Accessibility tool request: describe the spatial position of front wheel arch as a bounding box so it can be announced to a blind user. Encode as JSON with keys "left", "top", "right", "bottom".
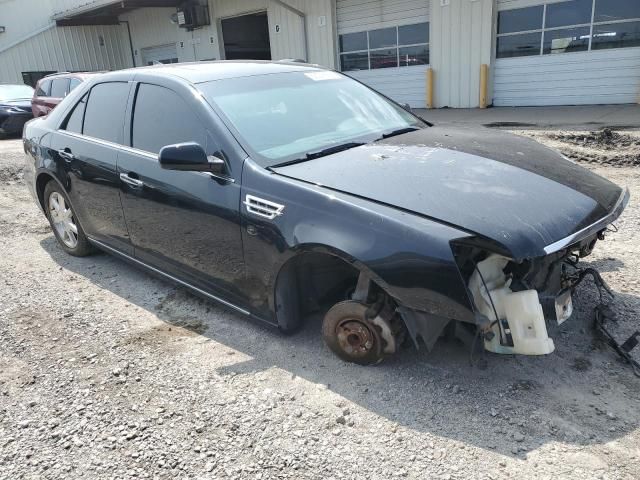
{"left": 272, "top": 247, "right": 396, "bottom": 333}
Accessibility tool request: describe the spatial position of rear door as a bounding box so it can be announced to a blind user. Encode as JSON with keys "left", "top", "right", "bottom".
{"left": 117, "top": 81, "right": 246, "bottom": 305}
{"left": 49, "top": 81, "right": 133, "bottom": 254}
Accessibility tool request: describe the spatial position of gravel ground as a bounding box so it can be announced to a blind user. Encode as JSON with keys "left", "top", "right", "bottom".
{"left": 1, "top": 132, "right": 639, "bottom": 480}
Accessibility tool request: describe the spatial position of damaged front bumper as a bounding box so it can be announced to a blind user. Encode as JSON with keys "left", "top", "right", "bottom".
{"left": 463, "top": 189, "right": 630, "bottom": 357}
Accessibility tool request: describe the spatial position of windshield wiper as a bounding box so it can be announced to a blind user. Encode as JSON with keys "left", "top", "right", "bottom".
{"left": 271, "top": 142, "right": 365, "bottom": 168}
{"left": 378, "top": 127, "right": 420, "bottom": 140}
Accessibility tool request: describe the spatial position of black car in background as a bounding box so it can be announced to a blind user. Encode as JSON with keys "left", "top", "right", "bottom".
{"left": 0, "top": 84, "right": 34, "bottom": 137}
{"left": 22, "top": 62, "right": 628, "bottom": 365}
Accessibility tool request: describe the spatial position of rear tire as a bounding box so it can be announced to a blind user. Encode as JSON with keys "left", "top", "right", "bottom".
{"left": 43, "top": 181, "right": 93, "bottom": 257}
{"left": 322, "top": 300, "right": 385, "bottom": 365}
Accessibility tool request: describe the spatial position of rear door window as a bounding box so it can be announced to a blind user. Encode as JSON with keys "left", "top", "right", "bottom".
{"left": 83, "top": 82, "right": 130, "bottom": 144}
{"left": 50, "top": 78, "right": 70, "bottom": 98}
{"left": 131, "top": 83, "right": 208, "bottom": 154}
{"left": 36, "top": 79, "right": 52, "bottom": 97}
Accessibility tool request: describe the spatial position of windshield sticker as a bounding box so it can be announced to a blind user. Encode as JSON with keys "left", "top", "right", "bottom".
{"left": 304, "top": 71, "right": 342, "bottom": 81}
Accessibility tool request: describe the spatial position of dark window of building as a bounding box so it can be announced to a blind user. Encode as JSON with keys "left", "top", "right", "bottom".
{"left": 497, "top": 32, "right": 542, "bottom": 58}
{"left": 592, "top": 21, "right": 640, "bottom": 50}
{"left": 339, "top": 32, "right": 367, "bottom": 52}
{"left": 595, "top": 0, "right": 640, "bottom": 23}
{"left": 340, "top": 52, "right": 369, "bottom": 71}
{"left": 64, "top": 93, "right": 88, "bottom": 134}
{"left": 131, "top": 84, "right": 208, "bottom": 155}
{"left": 545, "top": 0, "right": 593, "bottom": 28}
{"left": 399, "top": 45, "right": 429, "bottom": 66}
{"left": 398, "top": 23, "right": 429, "bottom": 45}
{"left": 498, "top": 6, "right": 544, "bottom": 34}
{"left": 543, "top": 26, "right": 591, "bottom": 54}
{"left": 370, "top": 48, "right": 398, "bottom": 69}
{"left": 339, "top": 23, "right": 429, "bottom": 72}
{"left": 36, "top": 79, "right": 52, "bottom": 97}
{"left": 83, "top": 82, "right": 130, "bottom": 144}
{"left": 50, "top": 78, "right": 70, "bottom": 98}
{"left": 368, "top": 27, "right": 397, "bottom": 49}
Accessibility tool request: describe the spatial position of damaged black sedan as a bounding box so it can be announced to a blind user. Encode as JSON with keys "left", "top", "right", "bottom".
{"left": 23, "top": 61, "right": 628, "bottom": 365}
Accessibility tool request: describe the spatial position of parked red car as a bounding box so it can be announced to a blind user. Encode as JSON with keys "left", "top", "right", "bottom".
{"left": 31, "top": 72, "right": 102, "bottom": 117}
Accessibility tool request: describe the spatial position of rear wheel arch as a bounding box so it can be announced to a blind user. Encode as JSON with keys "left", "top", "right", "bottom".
{"left": 36, "top": 172, "right": 57, "bottom": 211}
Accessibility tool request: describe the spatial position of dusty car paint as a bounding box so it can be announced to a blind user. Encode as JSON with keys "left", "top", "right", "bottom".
{"left": 22, "top": 61, "right": 628, "bottom": 359}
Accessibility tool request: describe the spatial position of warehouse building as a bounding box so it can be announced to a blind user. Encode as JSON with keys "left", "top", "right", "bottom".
{"left": 1, "top": 0, "right": 639, "bottom": 108}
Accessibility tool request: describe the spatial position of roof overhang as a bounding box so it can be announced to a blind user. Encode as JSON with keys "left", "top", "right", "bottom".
{"left": 54, "top": 0, "right": 183, "bottom": 27}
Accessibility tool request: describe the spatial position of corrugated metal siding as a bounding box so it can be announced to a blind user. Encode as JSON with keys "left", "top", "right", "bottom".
{"left": 430, "top": 0, "right": 493, "bottom": 108}
{"left": 493, "top": 48, "right": 640, "bottom": 106}
{"left": 348, "top": 65, "right": 427, "bottom": 107}
{"left": 209, "top": 0, "right": 336, "bottom": 67}
{"left": 336, "top": 0, "right": 429, "bottom": 34}
{"left": 0, "top": 0, "right": 56, "bottom": 51}
{"left": 120, "top": 7, "right": 219, "bottom": 65}
{"left": 52, "top": 0, "right": 119, "bottom": 17}
{"left": 497, "top": 0, "right": 567, "bottom": 10}
{"left": 0, "top": 24, "right": 130, "bottom": 83}
{"left": 336, "top": 1, "right": 430, "bottom": 108}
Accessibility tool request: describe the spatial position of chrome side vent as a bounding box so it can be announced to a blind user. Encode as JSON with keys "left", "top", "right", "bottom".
{"left": 244, "top": 195, "right": 285, "bottom": 220}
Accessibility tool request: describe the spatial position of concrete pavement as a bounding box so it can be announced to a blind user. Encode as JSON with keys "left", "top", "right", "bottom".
{"left": 413, "top": 104, "right": 640, "bottom": 130}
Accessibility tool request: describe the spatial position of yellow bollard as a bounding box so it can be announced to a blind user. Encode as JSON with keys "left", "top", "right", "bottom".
{"left": 426, "top": 68, "right": 434, "bottom": 109}
{"left": 479, "top": 64, "right": 489, "bottom": 109}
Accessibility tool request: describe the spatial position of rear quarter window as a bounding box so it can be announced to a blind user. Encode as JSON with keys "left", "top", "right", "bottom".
{"left": 36, "top": 79, "right": 51, "bottom": 96}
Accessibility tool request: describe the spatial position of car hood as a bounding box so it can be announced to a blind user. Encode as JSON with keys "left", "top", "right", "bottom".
{"left": 272, "top": 126, "right": 626, "bottom": 259}
{"left": 0, "top": 99, "right": 32, "bottom": 112}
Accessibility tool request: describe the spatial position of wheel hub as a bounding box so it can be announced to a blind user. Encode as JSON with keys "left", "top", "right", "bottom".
{"left": 336, "top": 319, "right": 378, "bottom": 359}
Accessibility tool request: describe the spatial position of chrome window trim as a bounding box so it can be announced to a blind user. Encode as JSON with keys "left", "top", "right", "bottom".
{"left": 544, "top": 187, "right": 629, "bottom": 255}
{"left": 86, "top": 236, "right": 251, "bottom": 316}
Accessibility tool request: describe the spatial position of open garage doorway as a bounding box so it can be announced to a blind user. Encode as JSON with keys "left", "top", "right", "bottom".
{"left": 221, "top": 12, "right": 271, "bottom": 60}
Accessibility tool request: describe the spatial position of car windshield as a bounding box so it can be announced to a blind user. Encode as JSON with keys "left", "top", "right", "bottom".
{"left": 0, "top": 84, "right": 35, "bottom": 102}
{"left": 198, "top": 70, "right": 422, "bottom": 166}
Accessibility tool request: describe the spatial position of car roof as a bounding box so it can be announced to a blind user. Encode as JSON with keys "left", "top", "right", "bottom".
{"left": 119, "top": 60, "right": 325, "bottom": 84}
{"left": 40, "top": 72, "right": 104, "bottom": 82}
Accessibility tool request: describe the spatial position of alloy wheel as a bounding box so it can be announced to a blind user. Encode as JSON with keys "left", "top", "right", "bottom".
{"left": 48, "top": 191, "right": 78, "bottom": 248}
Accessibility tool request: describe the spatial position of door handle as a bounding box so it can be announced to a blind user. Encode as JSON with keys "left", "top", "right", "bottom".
{"left": 58, "top": 148, "right": 74, "bottom": 162}
{"left": 119, "top": 172, "right": 145, "bottom": 188}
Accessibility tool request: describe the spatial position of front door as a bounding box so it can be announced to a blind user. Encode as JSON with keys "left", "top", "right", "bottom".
{"left": 117, "top": 82, "right": 246, "bottom": 305}
{"left": 49, "top": 81, "right": 133, "bottom": 254}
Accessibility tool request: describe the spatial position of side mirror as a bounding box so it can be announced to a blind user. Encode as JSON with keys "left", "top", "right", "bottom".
{"left": 402, "top": 103, "right": 412, "bottom": 112}
{"left": 158, "top": 142, "right": 227, "bottom": 175}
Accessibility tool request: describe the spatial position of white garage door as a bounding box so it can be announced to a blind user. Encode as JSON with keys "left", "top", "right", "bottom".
{"left": 141, "top": 44, "right": 179, "bottom": 66}
{"left": 336, "top": 0, "right": 431, "bottom": 108}
{"left": 493, "top": 0, "right": 640, "bottom": 106}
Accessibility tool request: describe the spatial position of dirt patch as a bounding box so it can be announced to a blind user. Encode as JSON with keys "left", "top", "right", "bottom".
{"left": 0, "top": 164, "right": 24, "bottom": 183}
{"left": 515, "top": 128, "right": 640, "bottom": 167}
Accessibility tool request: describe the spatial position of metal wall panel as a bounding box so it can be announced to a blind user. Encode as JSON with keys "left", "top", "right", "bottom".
{"left": 210, "top": 0, "right": 336, "bottom": 67}
{"left": 0, "top": 0, "right": 57, "bottom": 51}
{"left": 497, "top": 0, "right": 568, "bottom": 10}
{"left": 336, "top": 0, "right": 430, "bottom": 34}
{"left": 429, "top": 0, "right": 493, "bottom": 108}
{"left": 493, "top": 48, "right": 640, "bottom": 106}
{"left": 52, "top": 0, "right": 120, "bottom": 17}
{"left": 348, "top": 65, "right": 428, "bottom": 107}
{"left": 119, "top": 7, "right": 219, "bottom": 66}
{"left": 0, "top": 24, "right": 130, "bottom": 83}
{"left": 335, "top": 0, "right": 430, "bottom": 108}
